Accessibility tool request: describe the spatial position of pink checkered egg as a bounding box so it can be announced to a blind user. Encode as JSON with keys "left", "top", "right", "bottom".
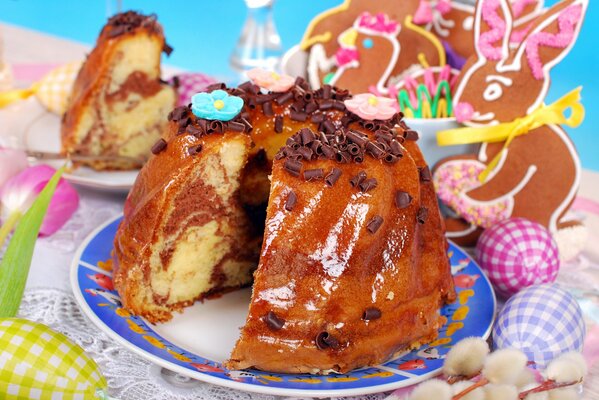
{"left": 169, "top": 73, "right": 216, "bottom": 106}
{"left": 476, "top": 218, "right": 560, "bottom": 298}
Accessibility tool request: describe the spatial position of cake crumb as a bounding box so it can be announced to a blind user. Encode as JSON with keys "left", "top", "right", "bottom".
{"left": 387, "top": 291, "right": 395, "bottom": 300}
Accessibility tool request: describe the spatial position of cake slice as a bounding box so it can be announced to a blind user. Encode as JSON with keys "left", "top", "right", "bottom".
{"left": 113, "top": 116, "right": 259, "bottom": 323}
{"left": 61, "top": 11, "right": 176, "bottom": 170}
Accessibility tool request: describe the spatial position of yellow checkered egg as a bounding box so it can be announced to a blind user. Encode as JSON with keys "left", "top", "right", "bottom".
{"left": 0, "top": 318, "right": 107, "bottom": 398}
{"left": 35, "top": 61, "right": 82, "bottom": 115}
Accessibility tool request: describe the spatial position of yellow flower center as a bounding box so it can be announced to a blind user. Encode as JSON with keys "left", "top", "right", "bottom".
{"left": 213, "top": 99, "right": 225, "bottom": 110}
{"left": 271, "top": 72, "right": 281, "bottom": 80}
{"left": 368, "top": 96, "right": 378, "bottom": 106}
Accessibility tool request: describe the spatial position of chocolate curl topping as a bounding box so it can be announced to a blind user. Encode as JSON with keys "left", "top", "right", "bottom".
{"left": 325, "top": 168, "right": 342, "bottom": 187}
{"left": 346, "top": 130, "right": 368, "bottom": 147}
{"left": 264, "top": 311, "right": 285, "bottom": 330}
{"left": 419, "top": 166, "right": 432, "bottom": 182}
{"left": 315, "top": 331, "right": 339, "bottom": 350}
{"left": 151, "top": 139, "right": 167, "bottom": 155}
{"left": 206, "top": 82, "right": 227, "bottom": 91}
{"left": 274, "top": 116, "right": 284, "bottom": 133}
{"left": 359, "top": 178, "right": 378, "bottom": 193}
{"left": 284, "top": 159, "right": 302, "bottom": 177}
{"left": 366, "top": 215, "right": 383, "bottom": 233}
{"left": 417, "top": 207, "right": 429, "bottom": 224}
{"left": 304, "top": 168, "right": 324, "bottom": 181}
{"left": 285, "top": 191, "right": 297, "bottom": 211}
{"left": 188, "top": 144, "right": 203, "bottom": 156}
{"left": 276, "top": 91, "right": 294, "bottom": 106}
{"left": 262, "top": 101, "right": 274, "bottom": 117}
{"left": 362, "top": 307, "right": 382, "bottom": 320}
{"left": 350, "top": 171, "right": 367, "bottom": 187}
{"left": 299, "top": 128, "right": 316, "bottom": 145}
{"left": 163, "top": 42, "right": 173, "bottom": 56}
{"left": 404, "top": 130, "right": 419, "bottom": 141}
{"left": 395, "top": 191, "right": 413, "bottom": 209}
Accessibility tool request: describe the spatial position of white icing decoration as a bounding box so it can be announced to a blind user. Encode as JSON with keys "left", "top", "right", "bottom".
{"left": 483, "top": 82, "right": 503, "bottom": 101}
{"left": 463, "top": 16, "right": 474, "bottom": 31}
{"left": 307, "top": 44, "right": 335, "bottom": 90}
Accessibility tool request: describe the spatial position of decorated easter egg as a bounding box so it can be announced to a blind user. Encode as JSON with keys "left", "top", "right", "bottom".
{"left": 0, "top": 318, "right": 108, "bottom": 397}
{"left": 476, "top": 218, "right": 559, "bottom": 297}
{"left": 170, "top": 72, "right": 216, "bottom": 107}
{"left": 493, "top": 284, "right": 585, "bottom": 367}
{"left": 35, "top": 61, "right": 82, "bottom": 114}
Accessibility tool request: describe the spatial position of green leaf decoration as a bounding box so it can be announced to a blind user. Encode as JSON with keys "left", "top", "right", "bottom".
{"left": 0, "top": 167, "right": 65, "bottom": 317}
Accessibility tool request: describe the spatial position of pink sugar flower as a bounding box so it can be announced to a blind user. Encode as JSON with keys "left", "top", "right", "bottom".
{"left": 344, "top": 93, "right": 397, "bottom": 120}
{"left": 1, "top": 165, "right": 79, "bottom": 238}
{"left": 247, "top": 68, "right": 295, "bottom": 92}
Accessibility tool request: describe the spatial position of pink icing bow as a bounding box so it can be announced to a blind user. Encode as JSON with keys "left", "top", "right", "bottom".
{"left": 344, "top": 94, "right": 397, "bottom": 121}
{"left": 413, "top": 0, "right": 453, "bottom": 25}
{"left": 335, "top": 47, "right": 360, "bottom": 67}
{"left": 247, "top": 68, "right": 295, "bottom": 93}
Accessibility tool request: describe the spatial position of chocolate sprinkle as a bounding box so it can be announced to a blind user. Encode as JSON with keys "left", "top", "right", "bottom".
{"left": 151, "top": 139, "right": 167, "bottom": 155}
{"left": 350, "top": 171, "right": 367, "bottom": 187}
{"left": 285, "top": 191, "right": 297, "bottom": 211}
{"left": 315, "top": 331, "right": 339, "bottom": 350}
{"left": 311, "top": 113, "right": 325, "bottom": 124}
{"left": 404, "top": 130, "right": 420, "bottom": 141}
{"left": 362, "top": 307, "right": 382, "bottom": 320}
{"left": 264, "top": 311, "right": 285, "bottom": 330}
{"left": 228, "top": 121, "right": 246, "bottom": 132}
{"left": 367, "top": 215, "right": 383, "bottom": 233}
{"left": 275, "top": 91, "right": 294, "bottom": 106}
{"left": 322, "top": 120, "right": 336, "bottom": 134}
{"left": 188, "top": 144, "right": 203, "bottom": 156}
{"left": 395, "top": 191, "right": 413, "bottom": 209}
{"left": 284, "top": 159, "right": 302, "bottom": 177}
{"left": 290, "top": 111, "right": 308, "bottom": 122}
{"left": 419, "top": 166, "right": 432, "bottom": 182}
{"left": 304, "top": 168, "right": 324, "bottom": 181}
{"left": 325, "top": 168, "right": 342, "bottom": 186}
{"left": 163, "top": 42, "right": 173, "bottom": 56}
{"left": 417, "top": 207, "right": 429, "bottom": 224}
{"left": 274, "top": 116, "right": 284, "bottom": 133}
{"left": 262, "top": 101, "right": 274, "bottom": 117}
{"left": 359, "top": 178, "right": 378, "bottom": 193}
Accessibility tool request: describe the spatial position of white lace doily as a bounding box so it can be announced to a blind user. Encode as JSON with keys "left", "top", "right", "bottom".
{"left": 17, "top": 288, "right": 389, "bottom": 400}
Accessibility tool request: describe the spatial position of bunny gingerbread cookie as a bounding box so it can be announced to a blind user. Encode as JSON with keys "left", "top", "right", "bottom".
{"left": 413, "top": 0, "right": 546, "bottom": 68}
{"left": 432, "top": 0, "right": 587, "bottom": 260}
{"left": 300, "top": 0, "right": 446, "bottom": 94}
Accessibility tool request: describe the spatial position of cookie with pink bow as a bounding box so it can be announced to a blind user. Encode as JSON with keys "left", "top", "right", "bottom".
{"left": 432, "top": 0, "right": 588, "bottom": 258}
{"left": 300, "top": 0, "right": 445, "bottom": 94}
{"left": 413, "top": 0, "right": 546, "bottom": 68}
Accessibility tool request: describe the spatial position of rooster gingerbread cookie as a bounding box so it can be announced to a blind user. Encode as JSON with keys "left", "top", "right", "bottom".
{"left": 432, "top": 0, "right": 587, "bottom": 260}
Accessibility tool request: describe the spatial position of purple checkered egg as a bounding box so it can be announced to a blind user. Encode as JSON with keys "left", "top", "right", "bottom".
{"left": 476, "top": 218, "right": 559, "bottom": 298}
{"left": 169, "top": 73, "right": 216, "bottom": 106}
{"left": 493, "top": 284, "right": 585, "bottom": 367}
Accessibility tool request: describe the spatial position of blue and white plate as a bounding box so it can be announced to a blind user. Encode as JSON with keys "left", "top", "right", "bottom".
{"left": 71, "top": 215, "right": 496, "bottom": 398}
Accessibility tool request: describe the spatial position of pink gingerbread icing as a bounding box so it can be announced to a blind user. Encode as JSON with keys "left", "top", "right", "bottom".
{"left": 247, "top": 68, "right": 295, "bottom": 92}
{"left": 356, "top": 12, "right": 400, "bottom": 34}
{"left": 525, "top": 4, "right": 582, "bottom": 80}
{"left": 413, "top": 0, "right": 452, "bottom": 25}
{"left": 344, "top": 93, "right": 397, "bottom": 120}
{"left": 478, "top": 0, "right": 508, "bottom": 61}
{"left": 434, "top": 160, "right": 511, "bottom": 228}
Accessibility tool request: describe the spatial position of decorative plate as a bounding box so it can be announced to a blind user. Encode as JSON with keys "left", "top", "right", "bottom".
{"left": 71, "top": 215, "right": 496, "bottom": 398}
{"left": 23, "top": 107, "right": 138, "bottom": 193}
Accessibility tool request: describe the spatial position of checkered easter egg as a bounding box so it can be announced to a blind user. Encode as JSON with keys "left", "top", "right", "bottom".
{"left": 476, "top": 218, "right": 559, "bottom": 298}
{"left": 35, "top": 61, "right": 82, "bottom": 114}
{"left": 493, "top": 284, "right": 585, "bottom": 367}
{"left": 170, "top": 72, "right": 216, "bottom": 106}
{"left": 0, "top": 318, "right": 108, "bottom": 399}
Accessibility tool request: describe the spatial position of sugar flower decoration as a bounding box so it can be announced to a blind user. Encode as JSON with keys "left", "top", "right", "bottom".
{"left": 344, "top": 93, "right": 397, "bottom": 120}
{"left": 247, "top": 68, "right": 295, "bottom": 92}
{"left": 191, "top": 90, "right": 243, "bottom": 121}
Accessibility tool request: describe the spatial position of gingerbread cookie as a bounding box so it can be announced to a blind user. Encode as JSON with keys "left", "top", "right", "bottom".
{"left": 413, "top": 0, "right": 546, "bottom": 69}
{"left": 301, "top": 0, "right": 445, "bottom": 93}
{"left": 432, "top": 0, "right": 587, "bottom": 253}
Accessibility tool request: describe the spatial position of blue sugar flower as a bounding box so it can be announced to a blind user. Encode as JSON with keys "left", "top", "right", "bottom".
{"left": 191, "top": 90, "right": 244, "bottom": 121}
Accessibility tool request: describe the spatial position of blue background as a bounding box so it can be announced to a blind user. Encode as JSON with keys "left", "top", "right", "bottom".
{"left": 1, "top": 0, "right": 597, "bottom": 171}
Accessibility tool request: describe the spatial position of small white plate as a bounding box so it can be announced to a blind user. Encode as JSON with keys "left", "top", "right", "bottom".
{"left": 22, "top": 108, "right": 138, "bottom": 193}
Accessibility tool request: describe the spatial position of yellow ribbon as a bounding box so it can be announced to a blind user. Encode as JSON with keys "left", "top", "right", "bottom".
{"left": 437, "top": 87, "right": 585, "bottom": 182}
{"left": 0, "top": 83, "right": 39, "bottom": 108}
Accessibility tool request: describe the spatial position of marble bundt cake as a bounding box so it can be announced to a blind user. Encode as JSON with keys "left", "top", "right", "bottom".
{"left": 61, "top": 11, "right": 176, "bottom": 170}
{"left": 113, "top": 77, "right": 455, "bottom": 373}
